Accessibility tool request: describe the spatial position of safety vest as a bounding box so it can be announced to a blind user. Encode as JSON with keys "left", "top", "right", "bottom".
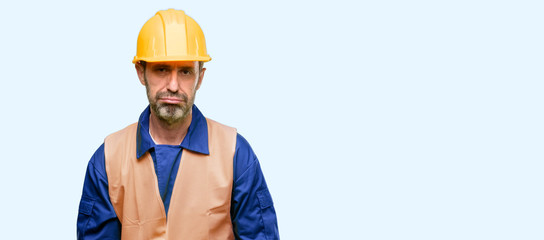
{"left": 104, "top": 118, "right": 236, "bottom": 240}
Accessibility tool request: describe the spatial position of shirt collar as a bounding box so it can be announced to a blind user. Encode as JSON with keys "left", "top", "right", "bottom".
{"left": 136, "top": 104, "right": 209, "bottom": 158}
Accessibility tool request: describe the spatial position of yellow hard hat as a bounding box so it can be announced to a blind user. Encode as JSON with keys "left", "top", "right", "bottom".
{"left": 132, "top": 9, "right": 211, "bottom": 63}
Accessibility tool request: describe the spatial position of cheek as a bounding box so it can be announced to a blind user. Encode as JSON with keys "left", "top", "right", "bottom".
{"left": 148, "top": 80, "right": 165, "bottom": 91}
{"left": 145, "top": 84, "right": 160, "bottom": 99}
{"left": 181, "top": 80, "right": 198, "bottom": 92}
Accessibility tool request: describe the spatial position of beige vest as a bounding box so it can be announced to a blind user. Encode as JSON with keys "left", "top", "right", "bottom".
{"left": 104, "top": 118, "right": 236, "bottom": 240}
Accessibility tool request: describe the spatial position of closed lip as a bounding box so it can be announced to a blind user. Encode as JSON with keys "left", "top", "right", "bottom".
{"left": 159, "top": 97, "right": 183, "bottom": 104}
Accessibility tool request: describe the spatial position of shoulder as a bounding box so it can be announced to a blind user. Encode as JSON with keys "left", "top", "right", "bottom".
{"left": 206, "top": 118, "right": 237, "bottom": 153}
{"left": 206, "top": 118, "right": 237, "bottom": 137}
{"left": 105, "top": 123, "right": 139, "bottom": 143}
{"left": 87, "top": 143, "right": 108, "bottom": 181}
{"left": 233, "top": 133, "right": 259, "bottom": 182}
{"left": 104, "top": 122, "right": 139, "bottom": 158}
{"left": 235, "top": 133, "right": 254, "bottom": 158}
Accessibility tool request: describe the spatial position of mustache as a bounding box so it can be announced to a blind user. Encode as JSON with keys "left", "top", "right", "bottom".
{"left": 155, "top": 91, "right": 188, "bottom": 102}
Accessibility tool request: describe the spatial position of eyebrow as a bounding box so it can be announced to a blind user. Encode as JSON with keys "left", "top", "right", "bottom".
{"left": 177, "top": 66, "right": 196, "bottom": 73}
{"left": 152, "top": 64, "right": 194, "bottom": 71}
{"left": 151, "top": 64, "right": 171, "bottom": 70}
{"left": 177, "top": 66, "right": 194, "bottom": 71}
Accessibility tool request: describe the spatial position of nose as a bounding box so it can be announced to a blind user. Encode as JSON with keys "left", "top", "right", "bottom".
{"left": 166, "top": 70, "right": 180, "bottom": 93}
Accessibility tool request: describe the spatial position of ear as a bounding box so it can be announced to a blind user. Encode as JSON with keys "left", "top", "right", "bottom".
{"left": 135, "top": 63, "right": 146, "bottom": 86}
{"left": 196, "top": 67, "right": 206, "bottom": 90}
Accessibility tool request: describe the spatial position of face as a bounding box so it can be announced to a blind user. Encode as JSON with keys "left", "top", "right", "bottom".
{"left": 136, "top": 61, "right": 205, "bottom": 125}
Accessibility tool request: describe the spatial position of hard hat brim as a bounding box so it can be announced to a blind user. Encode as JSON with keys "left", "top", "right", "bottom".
{"left": 132, "top": 55, "right": 211, "bottom": 64}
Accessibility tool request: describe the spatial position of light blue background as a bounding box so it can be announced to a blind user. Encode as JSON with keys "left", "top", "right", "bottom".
{"left": 0, "top": 0, "right": 542, "bottom": 239}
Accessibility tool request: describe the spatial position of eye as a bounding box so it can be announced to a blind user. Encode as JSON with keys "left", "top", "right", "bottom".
{"left": 152, "top": 67, "right": 169, "bottom": 75}
{"left": 180, "top": 69, "right": 193, "bottom": 75}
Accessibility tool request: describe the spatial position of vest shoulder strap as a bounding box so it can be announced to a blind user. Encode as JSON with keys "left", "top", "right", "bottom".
{"left": 104, "top": 122, "right": 140, "bottom": 222}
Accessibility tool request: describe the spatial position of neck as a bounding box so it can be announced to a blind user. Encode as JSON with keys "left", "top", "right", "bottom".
{"left": 148, "top": 111, "right": 192, "bottom": 145}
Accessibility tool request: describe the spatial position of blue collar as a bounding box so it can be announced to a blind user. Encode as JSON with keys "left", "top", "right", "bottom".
{"left": 136, "top": 104, "right": 210, "bottom": 158}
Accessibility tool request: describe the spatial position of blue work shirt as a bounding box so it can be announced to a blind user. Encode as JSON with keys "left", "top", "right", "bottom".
{"left": 77, "top": 105, "right": 279, "bottom": 240}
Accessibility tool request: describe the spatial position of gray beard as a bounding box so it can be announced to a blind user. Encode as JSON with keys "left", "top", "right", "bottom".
{"left": 151, "top": 103, "right": 190, "bottom": 125}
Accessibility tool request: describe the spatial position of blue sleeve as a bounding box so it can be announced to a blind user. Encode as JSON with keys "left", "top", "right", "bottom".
{"left": 231, "top": 134, "right": 279, "bottom": 240}
{"left": 77, "top": 144, "right": 121, "bottom": 240}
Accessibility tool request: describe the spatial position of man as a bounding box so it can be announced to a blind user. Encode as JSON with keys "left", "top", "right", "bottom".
{"left": 77, "top": 9, "right": 279, "bottom": 240}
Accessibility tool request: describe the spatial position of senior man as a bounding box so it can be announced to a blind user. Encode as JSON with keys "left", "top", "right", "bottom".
{"left": 77, "top": 9, "right": 279, "bottom": 240}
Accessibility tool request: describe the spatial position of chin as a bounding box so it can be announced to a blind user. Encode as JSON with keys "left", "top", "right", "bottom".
{"left": 157, "top": 107, "right": 186, "bottom": 123}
